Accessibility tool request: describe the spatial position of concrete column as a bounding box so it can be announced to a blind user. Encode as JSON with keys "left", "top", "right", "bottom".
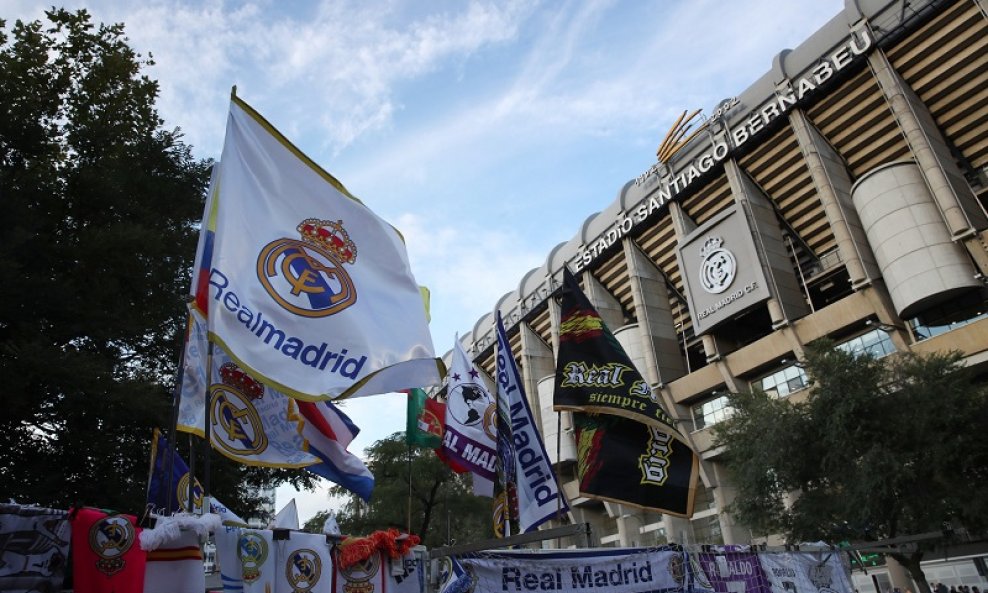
{"left": 724, "top": 159, "right": 811, "bottom": 328}
{"left": 622, "top": 238, "right": 688, "bottom": 386}
{"left": 710, "top": 463, "right": 750, "bottom": 545}
{"left": 519, "top": 322, "right": 554, "bottom": 433}
{"left": 867, "top": 48, "right": 988, "bottom": 275}
{"left": 886, "top": 556, "right": 917, "bottom": 593}
{"left": 788, "top": 108, "right": 881, "bottom": 288}
{"left": 581, "top": 271, "right": 624, "bottom": 329}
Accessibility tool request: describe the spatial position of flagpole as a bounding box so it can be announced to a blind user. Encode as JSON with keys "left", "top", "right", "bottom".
{"left": 187, "top": 432, "right": 196, "bottom": 513}
{"left": 555, "top": 411, "right": 563, "bottom": 522}
{"left": 406, "top": 440, "right": 413, "bottom": 535}
{"left": 202, "top": 340, "right": 214, "bottom": 513}
{"left": 164, "top": 333, "right": 188, "bottom": 515}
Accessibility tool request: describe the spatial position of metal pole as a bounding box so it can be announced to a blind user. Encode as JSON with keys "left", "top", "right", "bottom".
{"left": 406, "top": 441, "right": 413, "bottom": 534}
{"left": 164, "top": 316, "right": 190, "bottom": 515}
{"left": 201, "top": 340, "right": 214, "bottom": 514}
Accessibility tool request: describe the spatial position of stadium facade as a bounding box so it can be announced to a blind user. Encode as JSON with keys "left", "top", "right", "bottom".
{"left": 452, "top": 0, "right": 988, "bottom": 590}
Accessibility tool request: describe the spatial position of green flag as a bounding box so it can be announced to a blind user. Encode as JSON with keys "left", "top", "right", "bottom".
{"left": 405, "top": 388, "right": 443, "bottom": 448}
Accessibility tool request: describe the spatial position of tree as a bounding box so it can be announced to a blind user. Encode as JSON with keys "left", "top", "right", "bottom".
{"left": 714, "top": 342, "right": 988, "bottom": 593}
{"left": 0, "top": 9, "right": 314, "bottom": 516}
{"left": 329, "top": 432, "right": 493, "bottom": 547}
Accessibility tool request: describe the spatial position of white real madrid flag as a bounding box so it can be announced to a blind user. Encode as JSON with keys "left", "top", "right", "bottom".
{"left": 205, "top": 93, "right": 442, "bottom": 400}
{"left": 178, "top": 308, "right": 320, "bottom": 468}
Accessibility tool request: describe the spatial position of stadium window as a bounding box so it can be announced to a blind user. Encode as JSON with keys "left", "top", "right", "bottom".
{"left": 690, "top": 390, "right": 733, "bottom": 431}
{"left": 752, "top": 362, "right": 808, "bottom": 399}
{"left": 835, "top": 327, "right": 896, "bottom": 358}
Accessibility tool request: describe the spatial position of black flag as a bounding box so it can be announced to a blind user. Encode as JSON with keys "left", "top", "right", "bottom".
{"left": 553, "top": 268, "right": 698, "bottom": 516}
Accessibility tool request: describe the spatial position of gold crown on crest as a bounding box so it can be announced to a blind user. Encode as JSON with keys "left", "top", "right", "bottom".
{"left": 297, "top": 218, "right": 357, "bottom": 265}
{"left": 219, "top": 362, "right": 264, "bottom": 400}
{"left": 699, "top": 236, "right": 724, "bottom": 257}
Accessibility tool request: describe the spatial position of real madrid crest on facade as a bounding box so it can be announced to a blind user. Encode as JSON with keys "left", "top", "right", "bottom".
{"left": 340, "top": 551, "right": 381, "bottom": 593}
{"left": 89, "top": 515, "right": 135, "bottom": 576}
{"left": 238, "top": 530, "right": 269, "bottom": 583}
{"left": 258, "top": 218, "right": 359, "bottom": 318}
{"left": 286, "top": 548, "right": 322, "bottom": 592}
{"left": 698, "top": 236, "right": 737, "bottom": 294}
{"left": 210, "top": 362, "right": 269, "bottom": 458}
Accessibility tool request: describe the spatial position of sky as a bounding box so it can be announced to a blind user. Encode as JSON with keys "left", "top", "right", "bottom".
{"left": 8, "top": 0, "right": 844, "bottom": 523}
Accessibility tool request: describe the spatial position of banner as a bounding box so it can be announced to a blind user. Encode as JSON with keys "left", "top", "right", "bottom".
{"left": 495, "top": 312, "right": 567, "bottom": 534}
{"left": 206, "top": 94, "right": 441, "bottom": 400}
{"left": 493, "top": 313, "right": 519, "bottom": 537}
{"left": 696, "top": 549, "right": 771, "bottom": 593}
{"left": 146, "top": 428, "right": 246, "bottom": 524}
{"left": 553, "top": 268, "right": 698, "bottom": 516}
{"left": 191, "top": 162, "right": 220, "bottom": 315}
{"left": 759, "top": 551, "right": 855, "bottom": 593}
{"left": 406, "top": 388, "right": 443, "bottom": 449}
{"left": 441, "top": 338, "right": 497, "bottom": 485}
{"left": 439, "top": 547, "right": 695, "bottom": 593}
{"left": 385, "top": 552, "right": 425, "bottom": 593}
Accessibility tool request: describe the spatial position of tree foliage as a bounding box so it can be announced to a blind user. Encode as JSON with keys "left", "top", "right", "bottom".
{"left": 329, "top": 432, "right": 493, "bottom": 548}
{"left": 0, "top": 8, "right": 313, "bottom": 517}
{"left": 714, "top": 342, "right": 988, "bottom": 589}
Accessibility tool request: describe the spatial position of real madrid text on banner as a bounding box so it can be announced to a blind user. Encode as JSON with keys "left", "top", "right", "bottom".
{"left": 495, "top": 311, "right": 568, "bottom": 535}
{"left": 207, "top": 93, "right": 442, "bottom": 400}
{"left": 441, "top": 337, "right": 497, "bottom": 488}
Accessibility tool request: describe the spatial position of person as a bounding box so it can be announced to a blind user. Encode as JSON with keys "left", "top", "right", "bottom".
{"left": 936, "top": 583, "right": 949, "bottom": 593}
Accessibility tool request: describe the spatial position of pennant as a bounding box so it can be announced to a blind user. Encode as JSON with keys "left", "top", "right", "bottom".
{"left": 0, "top": 504, "right": 70, "bottom": 593}
{"left": 440, "top": 338, "right": 497, "bottom": 488}
{"left": 205, "top": 94, "right": 441, "bottom": 401}
{"left": 553, "top": 268, "right": 698, "bottom": 517}
{"left": 146, "top": 428, "right": 246, "bottom": 524}
{"left": 495, "top": 312, "right": 568, "bottom": 534}
{"left": 270, "top": 499, "right": 299, "bottom": 530}
{"left": 405, "top": 388, "right": 443, "bottom": 449}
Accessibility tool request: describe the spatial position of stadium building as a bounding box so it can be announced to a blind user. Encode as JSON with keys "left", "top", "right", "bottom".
{"left": 452, "top": 0, "right": 988, "bottom": 590}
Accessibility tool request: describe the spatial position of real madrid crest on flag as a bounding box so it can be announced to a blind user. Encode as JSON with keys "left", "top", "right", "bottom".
{"left": 205, "top": 93, "right": 442, "bottom": 401}
{"left": 279, "top": 532, "right": 331, "bottom": 593}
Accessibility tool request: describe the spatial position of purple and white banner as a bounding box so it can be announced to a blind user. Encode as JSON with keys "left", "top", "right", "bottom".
{"left": 441, "top": 338, "right": 497, "bottom": 483}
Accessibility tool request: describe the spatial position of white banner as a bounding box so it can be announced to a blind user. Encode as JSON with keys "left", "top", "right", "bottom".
{"left": 495, "top": 312, "right": 568, "bottom": 533}
{"left": 207, "top": 96, "right": 440, "bottom": 400}
{"left": 759, "top": 551, "right": 854, "bottom": 593}
{"left": 440, "top": 548, "right": 691, "bottom": 593}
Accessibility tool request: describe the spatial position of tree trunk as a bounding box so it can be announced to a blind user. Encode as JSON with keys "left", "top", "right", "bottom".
{"left": 889, "top": 551, "right": 930, "bottom": 593}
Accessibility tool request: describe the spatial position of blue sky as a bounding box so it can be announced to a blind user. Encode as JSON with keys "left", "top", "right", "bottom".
{"left": 9, "top": 0, "right": 844, "bottom": 521}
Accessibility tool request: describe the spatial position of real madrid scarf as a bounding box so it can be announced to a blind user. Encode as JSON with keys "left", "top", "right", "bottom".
{"left": 70, "top": 507, "right": 146, "bottom": 593}
{"left": 142, "top": 527, "right": 204, "bottom": 593}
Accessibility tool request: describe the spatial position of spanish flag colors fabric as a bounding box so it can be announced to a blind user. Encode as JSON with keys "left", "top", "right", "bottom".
{"left": 205, "top": 94, "right": 441, "bottom": 401}
{"left": 142, "top": 529, "right": 204, "bottom": 593}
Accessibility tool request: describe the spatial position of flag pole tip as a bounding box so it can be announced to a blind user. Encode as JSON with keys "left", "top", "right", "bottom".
{"left": 231, "top": 85, "right": 238, "bottom": 98}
